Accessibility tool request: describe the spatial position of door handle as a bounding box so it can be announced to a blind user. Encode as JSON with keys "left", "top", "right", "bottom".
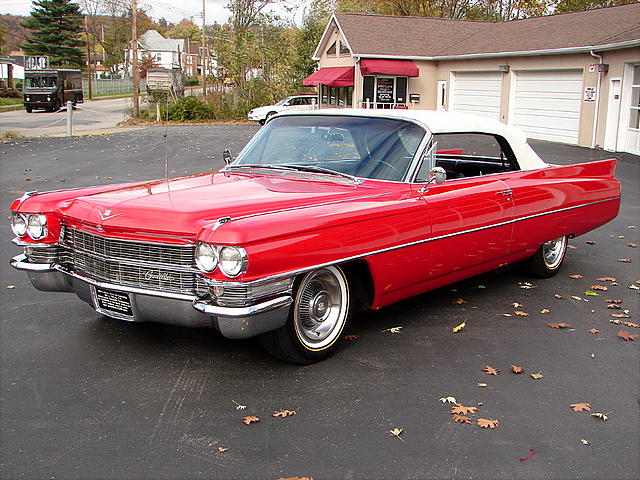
{"left": 496, "top": 189, "right": 512, "bottom": 197}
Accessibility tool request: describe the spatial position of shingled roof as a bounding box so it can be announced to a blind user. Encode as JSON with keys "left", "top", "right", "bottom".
{"left": 320, "top": 4, "right": 640, "bottom": 59}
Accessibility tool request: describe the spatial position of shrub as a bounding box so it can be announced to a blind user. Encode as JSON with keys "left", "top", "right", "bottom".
{"left": 166, "top": 96, "right": 213, "bottom": 121}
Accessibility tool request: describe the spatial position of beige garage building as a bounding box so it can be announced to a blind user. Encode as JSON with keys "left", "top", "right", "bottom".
{"left": 304, "top": 3, "right": 640, "bottom": 155}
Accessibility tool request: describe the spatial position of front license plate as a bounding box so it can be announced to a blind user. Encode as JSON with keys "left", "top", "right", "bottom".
{"left": 94, "top": 287, "right": 133, "bottom": 317}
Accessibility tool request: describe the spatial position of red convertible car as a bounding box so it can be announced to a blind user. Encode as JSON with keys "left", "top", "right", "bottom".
{"left": 10, "top": 110, "right": 620, "bottom": 363}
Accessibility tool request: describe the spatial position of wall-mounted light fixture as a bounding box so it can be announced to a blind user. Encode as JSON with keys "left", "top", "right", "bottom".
{"left": 498, "top": 65, "right": 510, "bottom": 73}
{"left": 596, "top": 64, "right": 609, "bottom": 73}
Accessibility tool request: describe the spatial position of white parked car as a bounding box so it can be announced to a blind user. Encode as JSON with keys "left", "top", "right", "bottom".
{"left": 247, "top": 94, "right": 316, "bottom": 124}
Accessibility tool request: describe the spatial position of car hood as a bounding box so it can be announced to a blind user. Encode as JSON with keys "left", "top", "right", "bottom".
{"left": 32, "top": 171, "right": 395, "bottom": 237}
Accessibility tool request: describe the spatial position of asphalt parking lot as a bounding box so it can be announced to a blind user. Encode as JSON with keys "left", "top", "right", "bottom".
{"left": 0, "top": 126, "right": 638, "bottom": 480}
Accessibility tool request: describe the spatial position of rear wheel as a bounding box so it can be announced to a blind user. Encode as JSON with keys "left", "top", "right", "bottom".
{"left": 25, "top": 107, "right": 32, "bottom": 113}
{"left": 260, "top": 265, "right": 352, "bottom": 364}
{"left": 265, "top": 111, "right": 276, "bottom": 122}
{"left": 521, "top": 235, "right": 568, "bottom": 278}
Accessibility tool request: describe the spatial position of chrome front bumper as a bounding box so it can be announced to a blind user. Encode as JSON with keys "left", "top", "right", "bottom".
{"left": 10, "top": 254, "right": 292, "bottom": 339}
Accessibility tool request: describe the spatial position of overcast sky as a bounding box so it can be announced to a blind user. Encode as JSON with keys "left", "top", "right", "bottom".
{"left": 0, "top": 0, "right": 307, "bottom": 26}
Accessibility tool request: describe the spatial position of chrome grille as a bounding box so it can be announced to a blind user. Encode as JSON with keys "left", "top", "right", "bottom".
{"left": 25, "top": 245, "right": 69, "bottom": 264}
{"left": 213, "top": 285, "right": 250, "bottom": 307}
{"left": 59, "top": 227, "right": 206, "bottom": 296}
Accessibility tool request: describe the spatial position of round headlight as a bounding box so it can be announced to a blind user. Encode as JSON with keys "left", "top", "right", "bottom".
{"left": 27, "top": 214, "right": 47, "bottom": 240}
{"left": 11, "top": 213, "right": 27, "bottom": 237}
{"left": 219, "top": 246, "right": 247, "bottom": 277}
{"left": 195, "top": 242, "right": 218, "bottom": 272}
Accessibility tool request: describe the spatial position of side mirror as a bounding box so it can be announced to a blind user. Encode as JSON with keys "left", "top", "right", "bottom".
{"left": 223, "top": 149, "right": 232, "bottom": 165}
{"left": 429, "top": 166, "right": 446, "bottom": 184}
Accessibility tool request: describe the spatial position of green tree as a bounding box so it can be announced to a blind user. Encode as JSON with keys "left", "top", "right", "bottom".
{"left": 291, "top": 0, "right": 334, "bottom": 81}
{"left": 553, "top": 0, "right": 637, "bottom": 13}
{"left": 21, "top": 0, "right": 84, "bottom": 68}
{"left": 166, "top": 20, "right": 202, "bottom": 44}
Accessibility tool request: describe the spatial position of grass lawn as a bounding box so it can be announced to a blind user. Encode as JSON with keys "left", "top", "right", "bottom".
{"left": 0, "top": 97, "right": 23, "bottom": 106}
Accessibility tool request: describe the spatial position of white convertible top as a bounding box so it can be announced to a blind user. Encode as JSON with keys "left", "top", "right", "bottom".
{"left": 277, "top": 108, "right": 549, "bottom": 171}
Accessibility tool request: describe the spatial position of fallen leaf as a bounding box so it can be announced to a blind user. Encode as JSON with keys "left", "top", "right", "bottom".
{"left": 217, "top": 447, "right": 228, "bottom": 453}
{"left": 570, "top": 403, "right": 592, "bottom": 412}
{"left": 607, "top": 304, "right": 622, "bottom": 309}
{"left": 512, "top": 302, "right": 523, "bottom": 308}
{"left": 569, "top": 274, "right": 583, "bottom": 279}
{"left": 618, "top": 330, "right": 639, "bottom": 341}
{"left": 610, "top": 319, "right": 622, "bottom": 325}
{"left": 539, "top": 308, "right": 550, "bottom": 314}
{"left": 439, "top": 396, "right": 457, "bottom": 404}
{"left": 587, "top": 328, "right": 600, "bottom": 334}
{"left": 622, "top": 321, "right": 640, "bottom": 328}
{"left": 232, "top": 400, "right": 247, "bottom": 410}
{"left": 477, "top": 418, "right": 500, "bottom": 429}
{"left": 548, "top": 323, "right": 572, "bottom": 329}
{"left": 451, "top": 414, "right": 472, "bottom": 424}
{"left": 483, "top": 365, "right": 500, "bottom": 375}
{"left": 581, "top": 439, "right": 590, "bottom": 445}
{"left": 514, "top": 311, "right": 529, "bottom": 317}
{"left": 242, "top": 416, "right": 260, "bottom": 425}
{"left": 511, "top": 365, "right": 525, "bottom": 374}
{"left": 606, "top": 299, "right": 623, "bottom": 304}
{"left": 452, "top": 298, "right": 467, "bottom": 305}
{"left": 519, "top": 448, "right": 536, "bottom": 462}
{"left": 586, "top": 240, "right": 596, "bottom": 245}
{"left": 628, "top": 243, "right": 638, "bottom": 248}
{"left": 629, "top": 284, "right": 640, "bottom": 290}
{"left": 276, "top": 477, "right": 313, "bottom": 480}
{"left": 452, "top": 321, "right": 466, "bottom": 333}
{"left": 344, "top": 334, "right": 360, "bottom": 340}
{"left": 597, "top": 277, "right": 616, "bottom": 282}
{"left": 590, "top": 353, "right": 596, "bottom": 359}
{"left": 273, "top": 410, "right": 297, "bottom": 418}
{"left": 591, "top": 285, "right": 608, "bottom": 291}
{"left": 519, "top": 282, "right": 536, "bottom": 289}
{"left": 618, "top": 258, "right": 632, "bottom": 263}
{"left": 5, "top": 285, "right": 15, "bottom": 289}
{"left": 530, "top": 372, "right": 544, "bottom": 380}
{"left": 476, "top": 383, "right": 488, "bottom": 387}
{"left": 584, "top": 290, "right": 599, "bottom": 296}
{"left": 388, "top": 427, "right": 405, "bottom": 442}
{"left": 591, "top": 412, "right": 609, "bottom": 421}
{"left": 500, "top": 313, "right": 513, "bottom": 317}
{"left": 382, "top": 326, "right": 402, "bottom": 334}
{"left": 567, "top": 245, "right": 578, "bottom": 249}
{"left": 554, "top": 294, "right": 563, "bottom": 299}
{"left": 612, "top": 313, "right": 631, "bottom": 318}
{"left": 571, "top": 296, "right": 583, "bottom": 301}
{"left": 450, "top": 403, "right": 478, "bottom": 415}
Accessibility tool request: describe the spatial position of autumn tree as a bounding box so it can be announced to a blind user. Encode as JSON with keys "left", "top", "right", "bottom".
{"left": 553, "top": 0, "right": 637, "bottom": 14}
{"left": 166, "top": 20, "right": 201, "bottom": 44}
{"left": 138, "top": 53, "right": 159, "bottom": 78}
{"left": 0, "top": 20, "right": 8, "bottom": 54}
{"left": 290, "top": 0, "right": 334, "bottom": 80}
{"left": 21, "top": 0, "right": 84, "bottom": 68}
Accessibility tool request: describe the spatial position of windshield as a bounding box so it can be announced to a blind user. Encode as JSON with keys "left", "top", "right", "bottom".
{"left": 275, "top": 97, "right": 291, "bottom": 106}
{"left": 25, "top": 76, "right": 58, "bottom": 88}
{"left": 233, "top": 115, "right": 426, "bottom": 181}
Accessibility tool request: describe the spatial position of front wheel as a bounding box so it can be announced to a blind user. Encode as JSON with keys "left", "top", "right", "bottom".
{"left": 521, "top": 235, "right": 568, "bottom": 278}
{"left": 260, "top": 265, "right": 352, "bottom": 364}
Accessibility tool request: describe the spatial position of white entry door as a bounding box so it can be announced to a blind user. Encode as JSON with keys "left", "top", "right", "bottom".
{"left": 451, "top": 72, "right": 502, "bottom": 119}
{"left": 512, "top": 70, "right": 583, "bottom": 144}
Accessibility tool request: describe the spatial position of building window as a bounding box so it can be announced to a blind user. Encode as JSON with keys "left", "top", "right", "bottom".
{"left": 326, "top": 41, "right": 337, "bottom": 57}
{"left": 629, "top": 65, "right": 640, "bottom": 130}
{"left": 339, "top": 41, "right": 350, "bottom": 56}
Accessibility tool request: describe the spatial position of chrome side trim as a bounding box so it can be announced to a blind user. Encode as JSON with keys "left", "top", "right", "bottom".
{"left": 10, "top": 254, "right": 56, "bottom": 272}
{"left": 230, "top": 196, "right": 621, "bottom": 286}
{"left": 51, "top": 264, "right": 198, "bottom": 301}
{"left": 193, "top": 295, "right": 292, "bottom": 317}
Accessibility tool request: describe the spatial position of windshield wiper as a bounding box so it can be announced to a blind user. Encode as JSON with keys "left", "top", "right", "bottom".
{"left": 223, "top": 163, "right": 361, "bottom": 183}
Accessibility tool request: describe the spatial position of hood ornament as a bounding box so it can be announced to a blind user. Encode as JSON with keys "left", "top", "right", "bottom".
{"left": 98, "top": 209, "right": 121, "bottom": 221}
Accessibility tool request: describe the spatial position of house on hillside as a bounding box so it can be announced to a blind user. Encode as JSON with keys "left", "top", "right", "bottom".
{"left": 304, "top": 3, "right": 640, "bottom": 154}
{"left": 125, "top": 30, "right": 186, "bottom": 73}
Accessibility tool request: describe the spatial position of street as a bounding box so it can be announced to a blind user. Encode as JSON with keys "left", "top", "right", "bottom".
{"left": 0, "top": 126, "right": 638, "bottom": 480}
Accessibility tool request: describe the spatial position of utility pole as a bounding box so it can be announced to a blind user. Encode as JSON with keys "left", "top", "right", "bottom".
{"left": 84, "top": 15, "right": 92, "bottom": 99}
{"left": 131, "top": 0, "right": 140, "bottom": 117}
{"left": 201, "top": 0, "right": 206, "bottom": 100}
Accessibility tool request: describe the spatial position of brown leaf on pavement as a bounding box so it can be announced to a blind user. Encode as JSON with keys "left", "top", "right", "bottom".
{"left": 451, "top": 414, "right": 472, "bottom": 424}
{"left": 570, "top": 403, "right": 592, "bottom": 412}
{"left": 344, "top": 334, "right": 360, "bottom": 340}
{"left": 242, "top": 416, "right": 260, "bottom": 425}
{"left": 618, "top": 330, "right": 640, "bottom": 341}
{"left": 483, "top": 365, "right": 501, "bottom": 375}
{"left": 477, "top": 418, "right": 500, "bottom": 429}
{"left": 514, "top": 311, "right": 529, "bottom": 317}
{"left": 273, "top": 410, "right": 297, "bottom": 418}
{"left": 607, "top": 304, "right": 622, "bottom": 309}
{"left": 511, "top": 365, "right": 525, "bottom": 374}
{"left": 587, "top": 328, "right": 600, "bottom": 334}
{"left": 548, "top": 322, "right": 572, "bottom": 329}
{"left": 622, "top": 321, "right": 640, "bottom": 328}
{"left": 450, "top": 403, "right": 478, "bottom": 415}
{"left": 452, "top": 298, "right": 467, "bottom": 305}
{"left": 569, "top": 274, "right": 583, "bottom": 279}
{"left": 628, "top": 243, "right": 638, "bottom": 248}
{"left": 612, "top": 313, "right": 631, "bottom": 318}
{"left": 276, "top": 477, "right": 314, "bottom": 480}
{"left": 586, "top": 240, "right": 596, "bottom": 245}
{"left": 591, "top": 285, "right": 608, "bottom": 291}
{"left": 618, "top": 258, "right": 632, "bottom": 263}
{"left": 597, "top": 277, "right": 617, "bottom": 282}
{"left": 605, "top": 299, "right": 623, "bottom": 304}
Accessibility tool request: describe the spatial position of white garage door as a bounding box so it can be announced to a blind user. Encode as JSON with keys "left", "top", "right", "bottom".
{"left": 451, "top": 72, "right": 502, "bottom": 120}
{"left": 512, "top": 70, "right": 583, "bottom": 144}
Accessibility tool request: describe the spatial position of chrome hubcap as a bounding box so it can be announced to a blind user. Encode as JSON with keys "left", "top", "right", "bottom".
{"left": 542, "top": 236, "right": 567, "bottom": 269}
{"left": 295, "top": 267, "right": 348, "bottom": 349}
